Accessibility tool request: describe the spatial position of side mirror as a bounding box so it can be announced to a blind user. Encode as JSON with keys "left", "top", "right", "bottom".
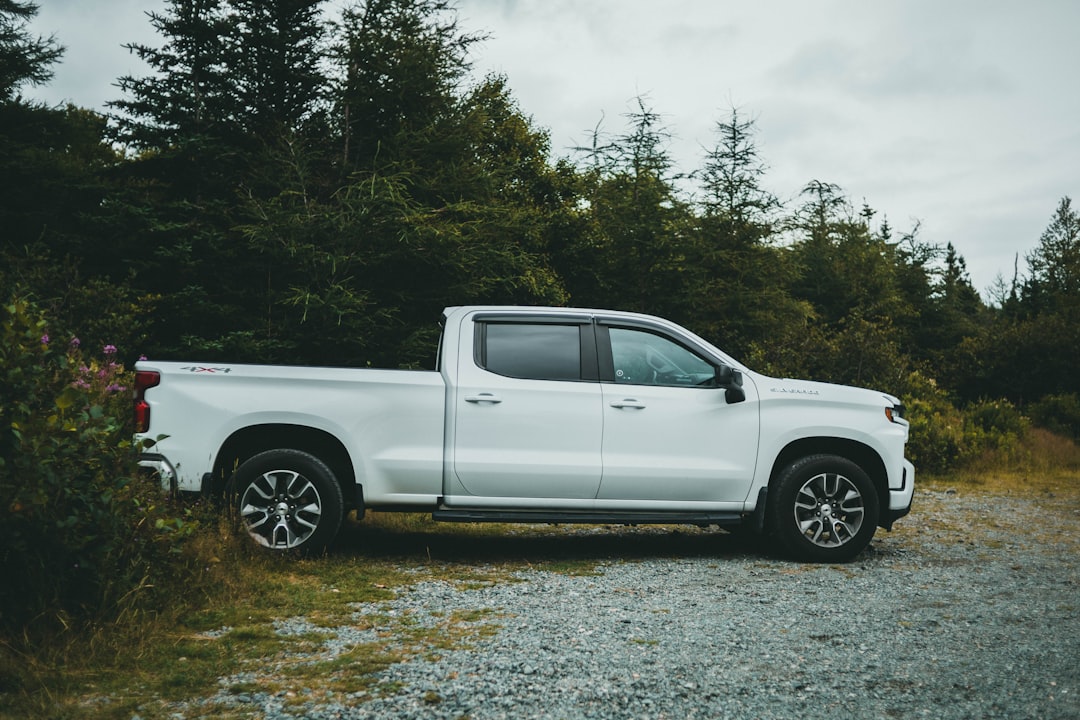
{"left": 714, "top": 365, "right": 746, "bottom": 404}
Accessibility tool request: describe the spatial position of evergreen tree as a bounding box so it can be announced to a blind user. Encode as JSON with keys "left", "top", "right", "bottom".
{"left": 1022, "top": 196, "right": 1080, "bottom": 315}
{"left": 236, "top": 6, "right": 568, "bottom": 367}
{"left": 228, "top": 0, "right": 328, "bottom": 137}
{"left": 773, "top": 183, "right": 917, "bottom": 390}
{"left": 0, "top": 0, "right": 62, "bottom": 100}
{"left": 788, "top": 181, "right": 907, "bottom": 326}
{"left": 107, "top": 0, "right": 337, "bottom": 361}
{"left": 334, "top": 0, "right": 481, "bottom": 173}
{"left": 557, "top": 98, "right": 697, "bottom": 322}
{"left": 692, "top": 107, "right": 803, "bottom": 356}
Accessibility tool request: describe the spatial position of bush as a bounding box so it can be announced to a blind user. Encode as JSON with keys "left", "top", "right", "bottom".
{"left": 1028, "top": 393, "right": 1080, "bottom": 441}
{"left": 961, "top": 398, "right": 1030, "bottom": 468}
{"left": 0, "top": 297, "right": 199, "bottom": 639}
{"left": 901, "top": 372, "right": 1029, "bottom": 475}
{"left": 901, "top": 371, "right": 968, "bottom": 475}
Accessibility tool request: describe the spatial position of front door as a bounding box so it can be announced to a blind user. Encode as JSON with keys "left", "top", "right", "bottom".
{"left": 597, "top": 325, "right": 759, "bottom": 502}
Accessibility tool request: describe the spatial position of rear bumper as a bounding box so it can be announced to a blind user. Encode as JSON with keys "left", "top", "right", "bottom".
{"left": 138, "top": 453, "right": 177, "bottom": 493}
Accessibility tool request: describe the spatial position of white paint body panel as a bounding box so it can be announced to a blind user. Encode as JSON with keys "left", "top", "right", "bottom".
{"left": 135, "top": 306, "right": 913, "bottom": 520}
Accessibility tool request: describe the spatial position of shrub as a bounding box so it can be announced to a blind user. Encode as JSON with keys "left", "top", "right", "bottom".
{"left": 0, "top": 297, "right": 198, "bottom": 639}
{"left": 901, "top": 371, "right": 968, "bottom": 475}
{"left": 1028, "top": 393, "right": 1080, "bottom": 441}
{"left": 961, "top": 398, "right": 1030, "bottom": 469}
{"left": 901, "top": 372, "right": 1030, "bottom": 475}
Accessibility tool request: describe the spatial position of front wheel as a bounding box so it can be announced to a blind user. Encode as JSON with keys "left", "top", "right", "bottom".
{"left": 768, "top": 454, "right": 879, "bottom": 563}
{"left": 229, "top": 449, "right": 344, "bottom": 555}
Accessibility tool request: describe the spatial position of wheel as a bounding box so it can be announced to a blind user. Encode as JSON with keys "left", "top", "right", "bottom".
{"left": 768, "top": 454, "right": 879, "bottom": 562}
{"left": 229, "top": 449, "right": 344, "bottom": 554}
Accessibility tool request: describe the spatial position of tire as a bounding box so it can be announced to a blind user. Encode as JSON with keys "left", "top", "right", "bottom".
{"left": 768, "top": 454, "right": 879, "bottom": 563}
{"left": 229, "top": 449, "right": 344, "bottom": 555}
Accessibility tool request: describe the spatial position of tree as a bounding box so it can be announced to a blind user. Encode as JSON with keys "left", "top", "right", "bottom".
{"left": 1022, "top": 196, "right": 1080, "bottom": 315}
{"left": 0, "top": 0, "right": 62, "bottom": 100}
{"left": 788, "top": 182, "right": 909, "bottom": 327}
{"left": 770, "top": 183, "right": 921, "bottom": 390}
{"left": 227, "top": 0, "right": 328, "bottom": 137}
{"left": 0, "top": 2, "right": 152, "bottom": 352}
{"left": 333, "top": 0, "right": 482, "bottom": 173}
{"left": 233, "top": 8, "right": 568, "bottom": 368}
{"left": 106, "top": 0, "right": 339, "bottom": 361}
{"left": 691, "top": 107, "right": 803, "bottom": 357}
{"left": 555, "top": 98, "right": 699, "bottom": 323}
{"left": 698, "top": 106, "right": 778, "bottom": 227}
{"left": 110, "top": 0, "right": 235, "bottom": 157}
{"left": 983, "top": 197, "right": 1080, "bottom": 402}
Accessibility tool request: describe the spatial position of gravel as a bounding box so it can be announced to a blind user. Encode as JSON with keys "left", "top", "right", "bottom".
{"left": 172, "top": 487, "right": 1080, "bottom": 720}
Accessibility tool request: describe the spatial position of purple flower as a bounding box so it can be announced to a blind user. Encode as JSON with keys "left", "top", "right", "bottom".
{"left": 41, "top": 334, "right": 49, "bottom": 345}
{"left": 69, "top": 337, "right": 81, "bottom": 349}
{"left": 72, "top": 379, "right": 91, "bottom": 389}
{"left": 138, "top": 354, "right": 148, "bottom": 361}
{"left": 106, "top": 384, "right": 127, "bottom": 393}
{"left": 103, "top": 344, "right": 117, "bottom": 356}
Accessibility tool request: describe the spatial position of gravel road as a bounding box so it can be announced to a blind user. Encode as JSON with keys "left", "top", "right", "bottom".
{"left": 176, "top": 486, "right": 1080, "bottom": 720}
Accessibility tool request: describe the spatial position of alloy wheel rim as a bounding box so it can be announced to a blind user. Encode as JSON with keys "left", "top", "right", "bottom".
{"left": 239, "top": 469, "right": 323, "bottom": 549}
{"left": 793, "top": 471, "right": 865, "bottom": 548}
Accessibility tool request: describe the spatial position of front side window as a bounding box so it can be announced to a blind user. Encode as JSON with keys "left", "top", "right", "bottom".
{"left": 608, "top": 327, "right": 715, "bottom": 387}
{"left": 480, "top": 323, "right": 582, "bottom": 381}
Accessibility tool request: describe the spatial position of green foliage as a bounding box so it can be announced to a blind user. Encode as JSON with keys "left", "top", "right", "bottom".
{"left": 1028, "top": 393, "right": 1080, "bottom": 441}
{"left": 900, "top": 371, "right": 967, "bottom": 475}
{"left": 962, "top": 398, "right": 1029, "bottom": 465}
{"left": 1022, "top": 197, "right": 1080, "bottom": 315}
{"left": 0, "top": 298, "right": 199, "bottom": 638}
{"left": 901, "top": 371, "right": 1032, "bottom": 475}
{"left": 0, "top": 0, "right": 63, "bottom": 100}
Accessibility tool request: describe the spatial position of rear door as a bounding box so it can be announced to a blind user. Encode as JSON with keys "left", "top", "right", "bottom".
{"left": 451, "top": 314, "right": 603, "bottom": 499}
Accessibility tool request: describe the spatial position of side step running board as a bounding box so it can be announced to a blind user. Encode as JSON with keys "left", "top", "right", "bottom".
{"left": 432, "top": 508, "right": 744, "bottom": 527}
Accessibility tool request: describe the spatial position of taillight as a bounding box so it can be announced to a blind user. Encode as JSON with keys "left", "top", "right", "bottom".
{"left": 134, "top": 370, "right": 160, "bottom": 433}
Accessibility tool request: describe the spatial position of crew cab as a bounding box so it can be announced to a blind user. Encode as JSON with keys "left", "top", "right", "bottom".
{"left": 134, "top": 306, "right": 914, "bottom": 562}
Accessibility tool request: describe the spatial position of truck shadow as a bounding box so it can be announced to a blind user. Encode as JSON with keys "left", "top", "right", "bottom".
{"left": 332, "top": 517, "right": 774, "bottom": 566}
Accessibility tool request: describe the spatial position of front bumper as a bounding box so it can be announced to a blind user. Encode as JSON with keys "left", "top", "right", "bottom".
{"left": 883, "top": 458, "right": 915, "bottom": 528}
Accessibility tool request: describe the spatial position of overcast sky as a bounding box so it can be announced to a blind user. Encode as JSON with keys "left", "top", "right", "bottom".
{"left": 26, "top": 0, "right": 1080, "bottom": 298}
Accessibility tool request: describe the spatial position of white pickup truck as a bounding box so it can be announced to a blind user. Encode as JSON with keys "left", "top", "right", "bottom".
{"left": 134, "top": 306, "right": 914, "bottom": 562}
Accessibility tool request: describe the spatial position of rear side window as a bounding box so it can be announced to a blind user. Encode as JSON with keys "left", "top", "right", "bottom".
{"left": 479, "top": 323, "right": 582, "bottom": 381}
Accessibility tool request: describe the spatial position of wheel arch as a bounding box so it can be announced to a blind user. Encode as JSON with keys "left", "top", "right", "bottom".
{"left": 768, "top": 437, "right": 889, "bottom": 527}
{"left": 210, "top": 424, "right": 359, "bottom": 509}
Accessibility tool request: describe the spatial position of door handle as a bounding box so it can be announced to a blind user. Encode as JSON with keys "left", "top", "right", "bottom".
{"left": 610, "top": 399, "right": 646, "bottom": 409}
{"left": 465, "top": 393, "right": 502, "bottom": 404}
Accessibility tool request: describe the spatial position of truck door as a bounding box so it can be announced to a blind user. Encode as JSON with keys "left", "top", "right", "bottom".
{"left": 596, "top": 324, "right": 759, "bottom": 502}
{"left": 451, "top": 315, "right": 603, "bottom": 500}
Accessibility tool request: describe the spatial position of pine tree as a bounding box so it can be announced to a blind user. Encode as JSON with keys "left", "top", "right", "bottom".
{"left": 692, "top": 107, "right": 802, "bottom": 356}
{"left": 1023, "top": 196, "right": 1080, "bottom": 315}
{"left": 334, "top": 0, "right": 482, "bottom": 172}
{"left": 0, "top": 0, "right": 62, "bottom": 100}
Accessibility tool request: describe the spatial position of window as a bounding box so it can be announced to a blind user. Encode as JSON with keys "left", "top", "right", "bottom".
{"left": 480, "top": 323, "right": 582, "bottom": 381}
{"left": 608, "top": 327, "right": 715, "bottom": 387}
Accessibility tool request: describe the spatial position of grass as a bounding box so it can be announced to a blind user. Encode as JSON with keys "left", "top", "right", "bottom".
{"left": 3, "top": 430, "right": 1079, "bottom": 719}
{"left": 1, "top": 511, "right": 688, "bottom": 720}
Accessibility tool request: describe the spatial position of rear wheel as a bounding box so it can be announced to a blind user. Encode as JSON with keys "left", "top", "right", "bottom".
{"left": 768, "top": 454, "right": 879, "bottom": 562}
{"left": 229, "top": 449, "right": 343, "bottom": 554}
